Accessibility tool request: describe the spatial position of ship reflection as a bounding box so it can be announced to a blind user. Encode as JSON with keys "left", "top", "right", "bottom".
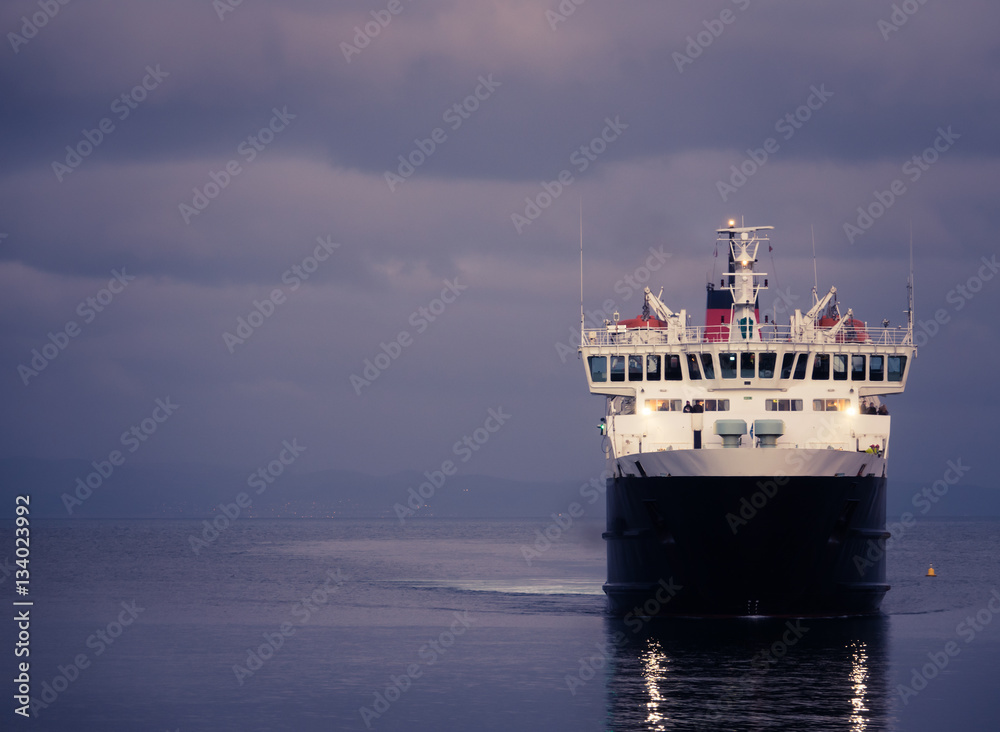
{"left": 603, "top": 615, "right": 891, "bottom": 731}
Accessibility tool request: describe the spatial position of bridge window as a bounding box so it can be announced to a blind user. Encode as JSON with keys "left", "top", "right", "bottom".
{"left": 741, "top": 352, "right": 756, "bottom": 378}
{"left": 813, "top": 398, "right": 851, "bottom": 411}
{"left": 833, "top": 354, "right": 848, "bottom": 381}
{"left": 610, "top": 355, "right": 625, "bottom": 382}
{"left": 628, "top": 355, "right": 643, "bottom": 381}
{"left": 812, "top": 354, "right": 830, "bottom": 380}
{"left": 779, "top": 353, "right": 796, "bottom": 379}
{"left": 851, "top": 355, "right": 866, "bottom": 381}
{"left": 700, "top": 353, "right": 716, "bottom": 379}
{"left": 759, "top": 353, "right": 777, "bottom": 378}
{"left": 765, "top": 399, "right": 804, "bottom": 412}
{"left": 869, "top": 355, "right": 884, "bottom": 381}
{"left": 588, "top": 356, "right": 607, "bottom": 382}
{"left": 720, "top": 352, "right": 737, "bottom": 379}
{"left": 665, "top": 354, "right": 683, "bottom": 381}
{"left": 793, "top": 354, "right": 808, "bottom": 380}
{"left": 686, "top": 354, "right": 702, "bottom": 380}
{"left": 646, "top": 355, "right": 661, "bottom": 381}
{"left": 888, "top": 355, "right": 907, "bottom": 382}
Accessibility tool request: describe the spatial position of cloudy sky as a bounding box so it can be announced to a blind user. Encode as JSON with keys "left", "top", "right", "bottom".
{"left": 2, "top": 0, "right": 997, "bottom": 490}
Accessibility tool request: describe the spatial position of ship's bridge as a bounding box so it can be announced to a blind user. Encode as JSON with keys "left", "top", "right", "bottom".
{"left": 580, "top": 327, "right": 914, "bottom": 461}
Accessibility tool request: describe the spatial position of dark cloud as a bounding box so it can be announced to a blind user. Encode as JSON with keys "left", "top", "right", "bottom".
{"left": 1, "top": 0, "right": 998, "bottom": 486}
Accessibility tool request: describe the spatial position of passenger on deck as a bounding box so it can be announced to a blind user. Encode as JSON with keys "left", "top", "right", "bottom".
{"left": 683, "top": 401, "right": 692, "bottom": 413}
{"left": 692, "top": 401, "right": 704, "bottom": 413}
{"left": 877, "top": 404, "right": 888, "bottom": 415}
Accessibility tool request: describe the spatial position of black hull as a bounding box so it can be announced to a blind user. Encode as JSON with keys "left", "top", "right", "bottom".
{"left": 604, "top": 473, "right": 889, "bottom": 617}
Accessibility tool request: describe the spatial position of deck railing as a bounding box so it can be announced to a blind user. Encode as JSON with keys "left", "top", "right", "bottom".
{"left": 581, "top": 323, "right": 913, "bottom": 348}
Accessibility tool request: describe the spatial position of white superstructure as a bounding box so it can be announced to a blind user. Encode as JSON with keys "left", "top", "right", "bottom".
{"left": 580, "top": 224, "right": 915, "bottom": 479}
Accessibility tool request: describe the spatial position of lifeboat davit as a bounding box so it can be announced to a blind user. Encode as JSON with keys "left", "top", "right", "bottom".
{"left": 817, "top": 316, "right": 868, "bottom": 343}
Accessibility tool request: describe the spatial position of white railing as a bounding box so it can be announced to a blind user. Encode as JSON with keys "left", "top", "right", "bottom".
{"left": 581, "top": 323, "right": 913, "bottom": 348}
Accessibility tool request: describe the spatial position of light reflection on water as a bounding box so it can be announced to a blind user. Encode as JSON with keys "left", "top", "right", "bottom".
{"left": 603, "top": 616, "right": 891, "bottom": 731}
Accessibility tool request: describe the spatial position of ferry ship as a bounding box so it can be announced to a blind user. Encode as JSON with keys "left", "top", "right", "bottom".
{"left": 580, "top": 222, "right": 914, "bottom": 616}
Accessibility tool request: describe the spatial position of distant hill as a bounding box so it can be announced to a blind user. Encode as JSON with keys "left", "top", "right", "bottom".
{"left": 0, "top": 457, "right": 586, "bottom": 520}
{"left": 1, "top": 457, "right": 997, "bottom": 520}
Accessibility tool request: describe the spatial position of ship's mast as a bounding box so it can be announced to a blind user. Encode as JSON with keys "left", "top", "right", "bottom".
{"left": 717, "top": 222, "right": 773, "bottom": 342}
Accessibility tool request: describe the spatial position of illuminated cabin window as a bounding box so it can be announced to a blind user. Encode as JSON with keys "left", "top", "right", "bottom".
{"left": 645, "top": 399, "right": 728, "bottom": 412}
{"left": 813, "top": 398, "right": 852, "bottom": 411}
{"left": 779, "top": 353, "right": 796, "bottom": 379}
{"left": 888, "top": 355, "right": 907, "bottom": 382}
{"left": 588, "top": 356, "right": 607, "bottom": 382}
{"left": 664, "top": 354, "right": 683, "bottom": 381}
{"left": 646, "top": 355, "right": 661, "bottom": 381}
{"left": 765, "top": 399, "right": 804, "bottom": 412}
{"left": 793, "top": 354, "right": 808, "bottom": 380}
{"left": 700, "top": 353, "right": 716, "bottom": 379}
{"left": 833, "top": 354, "right": 848, "bottom": 381}
{"left": 812, "top": 354, "right": 830, "bottom": 380}
{"left": 759, "top": 353, "right": 777, "bottom": 378}
{"left": 645, "top": 399, "right": 683, "bottom": 412}
{"left": 869, "top": 355, "right": 884, "bottom": 381}
{"left": 610, "top": 355, "right": 625, "bottom": 382}
{"left": 741, "top": 352, "right": 756, "bottom": 378}
{"left": 720, "top": 353, "right": 737, "bottom": 379}
{"left": 628, "top": 355, "right": 643, "bottom": 381}
{"left": 686, "top": 354, "right": 702, "bottom": 380}
{"left": 851, "top": 355, "right": 866, "bottom": 381}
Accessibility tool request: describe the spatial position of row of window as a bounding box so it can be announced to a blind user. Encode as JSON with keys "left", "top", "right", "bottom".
{"left": 589, "top": 353, "right": 907, "bottom": 384}
{"left": 645, "top": 399, "right": 731, "bottom": 412}
{"left": 639, "top": 398, "right": 868, "bottom": 415}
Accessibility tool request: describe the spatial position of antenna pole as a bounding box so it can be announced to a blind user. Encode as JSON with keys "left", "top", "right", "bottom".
{"left": 908, "top": 221, "right": 914, "bottom": 343}
{"left": 579, "top": 198, "right": 584, "bottom": 345}
{"left": 810, "top": 224, "right": 819, "bottom": 301}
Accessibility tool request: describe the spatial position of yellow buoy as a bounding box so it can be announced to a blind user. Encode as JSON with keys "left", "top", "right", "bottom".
{"left": 926, "top": 565, "right": 937, "bottom": 577}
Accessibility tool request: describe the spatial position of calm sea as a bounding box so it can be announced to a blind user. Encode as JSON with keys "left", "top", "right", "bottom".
{"left": 3, "top": 516, "right": 999, "bottom": 731}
